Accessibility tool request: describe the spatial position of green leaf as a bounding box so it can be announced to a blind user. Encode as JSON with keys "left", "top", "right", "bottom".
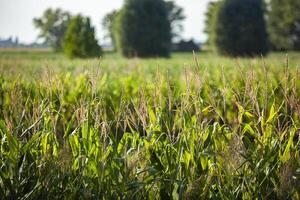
{"left": 148, "top": 108, "right": 157, "bottom": 123}
{"left": 280, "top": 129, "right": 295, "bottom": 163}
{"left": 200, "top": 155, "right": 208, "bottom": 170}
{"left": 243, "top": 124, "right": 256, "bottom": 137}
{"left": 266, "top": 103, "right": 276, "bottom": 124}
{"left": 237, "top": 104, "right": 245, "bottom": 123}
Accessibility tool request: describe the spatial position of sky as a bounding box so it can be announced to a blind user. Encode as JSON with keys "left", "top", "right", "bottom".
{"left": 0, "top": 0, "right": 212, "bottom": 44}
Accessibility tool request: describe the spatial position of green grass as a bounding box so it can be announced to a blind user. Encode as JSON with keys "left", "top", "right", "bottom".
{"left": 0, "top": 50, "right": 299, "bottom": 199}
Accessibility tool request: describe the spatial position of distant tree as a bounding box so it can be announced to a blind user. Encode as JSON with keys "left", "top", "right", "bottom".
{"left": 102, "top": 10, "right": 118, "bottom": 50}
{"left": 62, "top": 15, "right": 101, "bottom": 58}
{"left": 214, "top": 0, "right": 269, "bottom": 56}
{"left": 33, "top": 8, "right": 71, "bottom": 51}
{"left": 268, "top": 0, "right": 300, "bottom": 50}
{"left": 103, "top": 0, "right": 183, "bottom": 50}
{"left": 204, "top": 1, "right": 220, "bottom": 49}
{"left": 172, "top": 39, "right": 200, "bottom": 52}
{"left": 165, "top": 1, "right": 186, "bottom": 41}
{"left": 114, "top": 0, "right": 171, "bottom": 58}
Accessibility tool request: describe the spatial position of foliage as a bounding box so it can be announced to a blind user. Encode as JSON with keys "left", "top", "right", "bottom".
{"left": 0, "top": 51, "right": 299, "bottom": 199}
{"left": 268, "top": 0, "right": 300, "bottom": 50}
{"left": 204, "top": 1, "right": 221, "bottom": 50}
{"left": 165, "top": 1, "right": 186, "bottom": 41}
{"left": 103, "top": 1, "right": 184, "bottom": 50}
{"left": 33, "top": 8, "right": 71, "bottom": 52}
{"left": 214, "top": 0, "right": 269, "bottom": 57}
{"left": 62, "top": 15, "right": 101, "bottom": 59}
{"left": 102, "top": 10, "right": 119, "bottom": 50}
{"left": 114, "top": 0, "right": 171, "bottom": 58}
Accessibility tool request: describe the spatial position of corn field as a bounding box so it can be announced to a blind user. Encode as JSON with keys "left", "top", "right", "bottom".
{"left": 0, "top": 52, "right": 299, "bottom": 199}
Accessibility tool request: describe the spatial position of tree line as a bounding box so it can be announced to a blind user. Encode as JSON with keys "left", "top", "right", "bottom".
{"left": 205, "top": 0, "right": 300, "bottom": 56}
{"left": 34, "top": 0, "right": 300, "bottom": 58}
{"left": 34, "top": 0, "right": 184, "bottom": 58}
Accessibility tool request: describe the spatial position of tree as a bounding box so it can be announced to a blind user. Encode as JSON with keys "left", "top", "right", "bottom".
{"left": 102, "top": 10, "right": 118, "bottom": 50}
{"left": 103, "top": 0, "right": 184, "bottom": 50}
{"left": 268, "top": 0, "right": 300, "bottom": 50}
{"left": 34, "top": 8, "right": 71, "bottom": 51}
{"left": 114, "top": 0, "right": 171, "bottom": 58}
{"left": 62, "top": 15, "right": 101, "bottom": 58}
{"left": 204, "top": 1, "right": 221, "bottom": 49}
{"left": 214, "top": 0, "right": 269, "bottom": 56}
{"left": 165, "top": 1, "right": 185, "bottom": 41}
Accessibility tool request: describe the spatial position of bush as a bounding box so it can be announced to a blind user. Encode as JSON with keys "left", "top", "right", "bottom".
{"left": 63, "top": 15, "right": 101, "bottom": 58}
{"left": 114, "top": 0, "right": 171, "bottom": 58}
{"left": 214, "top": 0, "right": 269, "bottom": 57}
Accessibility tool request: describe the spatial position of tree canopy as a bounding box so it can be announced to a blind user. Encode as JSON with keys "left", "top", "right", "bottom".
{"left": 214, "top": 0, "right": 269, "bottom": 57}
{"left": 62, "top": 15, "right": 101, "bottom": 58}
{"left": 204, "top": 1, "right": 220, "bottom": 50}
{"left": 268, "top": 0, "right": 300, "bottom": 50}
{"left": 103, "top": 0, "right": 184, "bottom": 51}
{"left": 114, "top": 0, "right": 171, "bottom": 58}
{"left": 165, "top": 1, "right": 185, "bottom": 41}
{"left": 102, "top": 10, "right": 118, "bottom": 50}
{"left": 33, "top": 8, "right": 71, "bottom": 51}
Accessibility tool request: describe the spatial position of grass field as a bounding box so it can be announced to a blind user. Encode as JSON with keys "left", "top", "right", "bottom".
{"left": 0, "top": 50, "right": 299, "bottom": 199}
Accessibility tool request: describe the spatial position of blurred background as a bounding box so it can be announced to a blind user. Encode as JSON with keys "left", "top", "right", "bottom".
{"left": 0, "top": 0, "right": 299, "bottom": 57}
{"left": 0, "top": 0, "right": 208, "bottom": 50}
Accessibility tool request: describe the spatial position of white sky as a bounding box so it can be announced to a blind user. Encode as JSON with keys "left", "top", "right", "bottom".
{"left": 0, "top": 0, "right": 212, "bottom": 44}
